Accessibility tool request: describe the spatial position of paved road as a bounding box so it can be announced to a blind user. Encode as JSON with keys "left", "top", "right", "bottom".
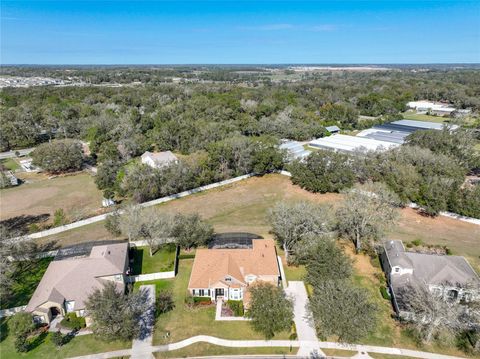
{"left": 131, "top": 284, "right": 156, "bottom": 359}
{"left": 285, "top": 281, "right": 324, "bottom": 357}
{"left": 0, "top": 148, "right": 35, "bottom": 159}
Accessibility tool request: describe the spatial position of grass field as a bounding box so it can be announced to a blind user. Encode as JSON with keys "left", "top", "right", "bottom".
{"left": 0, "top": 172, "right": 104, "bottom": 224}
{"left": 154, "top": 343, "right": 294, "bottom": 358}
{"left": 152, "top": 258, "right": 290, "bottom": 345}
{"left": 402, "top": 111, "right": 448, "bottom": 123}
{"left": 131, "top": 244, "right": 177, "bottom": 274}
{"left": 1, "top": 258, "right": 53, "bottom": 309}
{"left": 0, "top": 318, "right": 130, "bottom": 359}
{"left": 133, "top": 279, "right": 174, "bottom": 296}
{"left": 0, "top": 158, "right": 20, "bottom": 171}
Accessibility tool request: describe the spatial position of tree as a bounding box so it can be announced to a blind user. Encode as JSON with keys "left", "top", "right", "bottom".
{"left": 171, "top": 213, "right": 213, "bottom": 249}
{"left": 156, "top": 291, "right": 175, "bottom": 315}
{"left": 304, "top": 239, "right": 352, "bottom": 287}
{"left": 336, "top": 181, "right": 400, "bottom": 252}
{"left": 288, "top": 150, "right": 355, "bottom": 193}
{"left": 9, "top": 312, "right": 35, "bottom": 337}
{"left": 53, "top": 208, "right": 67, "bottom": 227}
{"left": 246, "top": 282, "right": 293, "bottom": 339}
{"left": 140, "top": 208, "right": 174, "bottom": 256}
{"left": 118, "top": 205, "right": 143, "bottom": 242}
{"left": 31, "top": 139, "right": 83, "bottom": 173}
{"left": 398, "top": 283, "right": 468, "bottom": 344}
{"left": 85, "top": 282, "right": 150, "bottom": 342}
{"left": 309, "top": 280, "right": 377, "bottom": 342}
{"left": 268, "top": 201, "right": 333, "bottom": 263}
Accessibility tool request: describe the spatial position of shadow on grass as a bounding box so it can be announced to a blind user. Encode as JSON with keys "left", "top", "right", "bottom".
{"left": 0, "top": 318, "right": 8, "bottom": 343}
{"left": 130, "top": 247, "right": 144, "bottom": 275}
{"left": 28, "top": 330, "right": 48, "bottom": 351}
{"left": 0, "top": 214, "right": 50, "bottom": 236}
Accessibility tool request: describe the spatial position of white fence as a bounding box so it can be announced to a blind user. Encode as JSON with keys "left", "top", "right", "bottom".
{"left": 0, "top": 305, "right": 26, "bottom": 318}
{"left": 126, "top": 271, "right": 176, "bottom": 283}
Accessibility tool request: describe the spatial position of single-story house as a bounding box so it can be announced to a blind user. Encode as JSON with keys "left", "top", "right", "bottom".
{"left": 187, "top": 239, "right": 280, "bottom": 304}
{"left": 407, "top": 100, "right": 456, "bottom": 116}
{"left": 141, "top": 151, "right": 178, "bottom": 169}
{"left": 26, "top": 242, "right": 129, "bottom": 325}
{"left": 380, "top": 240, "right": 479, "bottom": 318}
{"left": 309, "top": 134, "right": 400, "bottom": 153}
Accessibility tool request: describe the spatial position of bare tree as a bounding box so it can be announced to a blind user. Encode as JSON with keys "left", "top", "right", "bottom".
{"left": 336, "top": 181, "right": 400, "bottom": 252}
{"left": 118, "top": 205, "right": 143, "bottom": 242}
{"left": 399, "top": 282, "right": 468, "bottom": 343}
{"left": 268, "top": 201, "right": 333, "bottom": 263}
{"left": 140, "top": 208, "right": 174, "bottom": 256}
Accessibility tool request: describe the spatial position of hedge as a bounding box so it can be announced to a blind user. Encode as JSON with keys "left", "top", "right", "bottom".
{"left": 60, "top": 313, "right": 86, "bottom": 330}
{"left": 226, "top": 300, "right": 244, "bottom": 316}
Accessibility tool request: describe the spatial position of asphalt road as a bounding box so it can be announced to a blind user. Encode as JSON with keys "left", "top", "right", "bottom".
{"left": 0, "top": 148, "right": 35, "bottom": 159}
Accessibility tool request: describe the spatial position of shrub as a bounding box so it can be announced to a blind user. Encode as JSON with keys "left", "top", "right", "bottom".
{"left": 60, "top": 313, "right": 86, "bottom": 330}
{"left": 411, "top": 239, "right": 423, "bottom": 246}
{"left": 14, "top": 335, "right": 29, "bottom": 353}
{"left": 50, "top": 331, "right": 64, "bottom": 347}
{"left": 380, "top": 286, "right": 391, "bottom": 300}
{"left": 156, "top": 291, "right": 175, "bottom": 315}
{"left": 184, "top": 294, "right": 195, "bottom": 306}
{"left": 193, "top": 296, "right": 212, "bottom": 305}
{"left": 227, "top": 300, "right": 244, "bottom": 316}
{"left": 9, "top": 312, "right": 35, "bottom": 337}
{"left": 53, "top": 208, "right": 67, "bottom": 227}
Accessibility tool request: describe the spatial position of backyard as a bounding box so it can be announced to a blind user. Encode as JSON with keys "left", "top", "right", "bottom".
{"left": 131, "top": 244, "right": 177, "bottom": 274}
{"left": 1, "top": 257, "right": 53, "bottom": 310}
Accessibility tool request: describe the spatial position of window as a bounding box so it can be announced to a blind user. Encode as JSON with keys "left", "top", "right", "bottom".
{"left": 225, "top": 276, "right": 232, "bottom": 282}
{"left": 246, "top": 275, "right": 256, "bottom": 283}
{"left": 65, "top": 300, "right": 75, "bottom": 313}
{"left": 207, "top": 289, "right": 211, "bottom": 296}
{"left": 199, "top": 289, "right": 205, "bottom": 296}
{"left": 394, "top": 267, "right": 400, "bottom": 273}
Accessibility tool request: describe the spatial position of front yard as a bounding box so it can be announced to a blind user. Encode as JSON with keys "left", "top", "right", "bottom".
{"left": 152, "top": 258, "right": 291, "bottom": 345}
{"left": 130, "top": 244, "right": 177, "bottom": 274}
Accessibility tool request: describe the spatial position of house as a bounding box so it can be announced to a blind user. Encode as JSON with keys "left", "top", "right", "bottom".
{"left": 406, "top": 100, "right": 456, "bottom": 116}
{"left": 26, "top": 242, "right": 129, "bottom": 325}
{"left": 187, "top": 239, "right": 280, "bottom": 304}
{"left": 380, "top": 240, "right": 479, "bottom": 318}
{"left": 309, "top": 134, "right": 400, "bottom": 153}
{"left": 325, "top": 125, "right": 340, "bottom": 134}
{"left": 279, "top": 140, "right": 311, "bottom": 162}
{"left": 141, "top": 151, "right": 178, "bottom": 169}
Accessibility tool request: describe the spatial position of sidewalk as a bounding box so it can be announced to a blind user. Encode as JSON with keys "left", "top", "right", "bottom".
{"left": 131, "top": 284, "right": 156, "bottom": 359}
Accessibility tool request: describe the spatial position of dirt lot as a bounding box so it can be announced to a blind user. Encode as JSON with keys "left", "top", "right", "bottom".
{"left": 0, "top": 172, "right": 104, "bottom": 225}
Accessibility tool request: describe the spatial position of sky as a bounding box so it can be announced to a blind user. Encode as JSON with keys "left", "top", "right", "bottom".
{"left": 1, "top": 1, "right": 479, "bottom": 64}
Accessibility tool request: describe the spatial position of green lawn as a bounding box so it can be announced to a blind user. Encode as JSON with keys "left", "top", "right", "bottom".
{"left": 152, "top": 259, "right": 291, "bottom": 345}
{"left": 1, "top": 258, "right": 53, "bottom": 310}
{"left": 402, "top": 111, "right": 447, "bottom": 123}
{"left": 154, "top": 343, "right": 295, "bottom": 358}
{"left": 0, "top": 318, "right": 130, "bottom": 359}
{"left": 133, "top": 279, "right": 174, "bottom": 296}
{"left": 131, "top": 244, "right": 177, "bottom": 274}
{"left": 1, "top": 158, "right": 20, "bottom": 171}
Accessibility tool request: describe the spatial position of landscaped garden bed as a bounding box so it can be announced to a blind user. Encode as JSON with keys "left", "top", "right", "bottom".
{"left": 130, "top": 244, "right": 177, "bottom": 275}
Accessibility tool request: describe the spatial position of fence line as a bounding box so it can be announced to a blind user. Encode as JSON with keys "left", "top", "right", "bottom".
{"left": 0, "top": 305, "right": 26, "bottom": 318}
{"left": 126, "top": 271, "right": 176, "bottom": 283}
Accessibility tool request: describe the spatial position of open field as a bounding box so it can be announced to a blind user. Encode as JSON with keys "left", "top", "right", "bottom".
{"left": 0, "top": 318, "right": 130, "bottom": 359}
{"left": 402, "top": 111, "right": 448, "bottom": 123}
{"left": 38, "top": 174, "right": 479, "bottom": 270}
{"left": 0, "top": 172, "right": 104, "bottom": 225}
{"left": 152, "top": 258, "right": 291, "bottom": 345}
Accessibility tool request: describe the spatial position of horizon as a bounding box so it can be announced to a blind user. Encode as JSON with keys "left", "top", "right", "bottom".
{"left": 2, "top": 1, "right": 479, "bottom": 65}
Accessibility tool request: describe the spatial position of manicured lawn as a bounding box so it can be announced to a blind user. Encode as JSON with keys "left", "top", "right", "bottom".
{"left": 322, "top": 348, "right": 358, "bottom": 357}
{"left": 131, "top": 244, "right": 177, "bottom": 274}
{"left": 1, "top": 257, "right": 53, "bottom": 310}
{"left": 0, "top": 318, "right": 130, "bottom": 359}
{"left": 154, "top": 343, "right": 295, "bottom": 358}
{"left": 152, "top": 259, "right": 291, "bottom": 345}
{"left": 133, "top": 279, "right": 174, "bottom": 296}
{"left": 1, "top": 158, "right": 20, "bottom": 171}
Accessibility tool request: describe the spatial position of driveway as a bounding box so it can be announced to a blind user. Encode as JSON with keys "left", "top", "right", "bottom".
{"left": 285, "top": 281, "right": 324, "bottom": 357}
{"left": 131, "top": 284, "right": 156, "bottom": 359}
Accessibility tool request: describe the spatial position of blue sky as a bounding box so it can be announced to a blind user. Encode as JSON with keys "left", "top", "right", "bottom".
{"left": 1, "top": 1, "right": 479, "bottom": 64}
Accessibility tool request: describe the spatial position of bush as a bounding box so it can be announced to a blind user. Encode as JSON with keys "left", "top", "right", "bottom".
{"left": 380, "top": 286, "right": 391, "bottom": 300}
{"left": 14, "top": 335, "right": 29, "bottom": 353}
{"left": 50, "top": 331, "right": 64, "bottom": 347}
{"left": 411, "top": 239, "right": 423, "bottom": 246}
{"left": 193, "top": 296, "right": 212, "bottom": 304}
{"left": 9, "top": 312, "right": 35, "bottom": 337}
{"left": 60, "top": 313, "right": 86, "bottom": 330}
{"left": 156, "top": 291, "right": 175, "bottom": 315}
{"left": 226, "top": 300, "right": 244, "bottom": 317}
{"left": 104, "top": 211, "right": 122, "bottom": 236}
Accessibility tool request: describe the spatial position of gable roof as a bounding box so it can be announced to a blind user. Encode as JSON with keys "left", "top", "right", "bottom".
{"left": 26, "top": 243, "right": 128, "bottom": 312}
{"left": 141, "top": 151, "right": 178, "bottom": 165}
{"left": 188, "top": 239, "right": 280, "bottom": 289}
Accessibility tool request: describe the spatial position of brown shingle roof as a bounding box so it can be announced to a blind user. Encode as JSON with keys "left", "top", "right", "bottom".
{"left": 26, "top": 243, "right": 128, "bottom": 312}
{"left": 188, "top": 239, "right": 279, "bottom": 289}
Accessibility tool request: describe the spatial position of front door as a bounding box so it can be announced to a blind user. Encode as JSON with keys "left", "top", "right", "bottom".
{"left": 215, "top": 288, "right": 224, "bottom": 298}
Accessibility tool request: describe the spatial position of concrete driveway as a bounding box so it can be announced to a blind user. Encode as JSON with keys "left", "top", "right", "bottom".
{"left": 131, "top": 284, "right": 156, "bottom": 359}
{"left": 285, "top": 281, "right": 324, "bottom": 357}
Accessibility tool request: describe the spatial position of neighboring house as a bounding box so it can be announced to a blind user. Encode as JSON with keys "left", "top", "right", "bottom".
{"left": 325, "top": 125, "right": 341, "bottom": 134}
{"left": 279, "top": 140, "right": 311, "bottom": 162}
{"left": 141, "top": 151, "right": 178, "bottom": 169}
{"left": 188, "top": 239, "right": 280, "bottom": 305}
{"left": 406, "top": 100, "right": 456, "bottom": 116}
{"left": 26, "top": 242, "right": 129, "bottom": 325}
{"left": 380, "top": 240, "right": 479, "bottom": 318}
